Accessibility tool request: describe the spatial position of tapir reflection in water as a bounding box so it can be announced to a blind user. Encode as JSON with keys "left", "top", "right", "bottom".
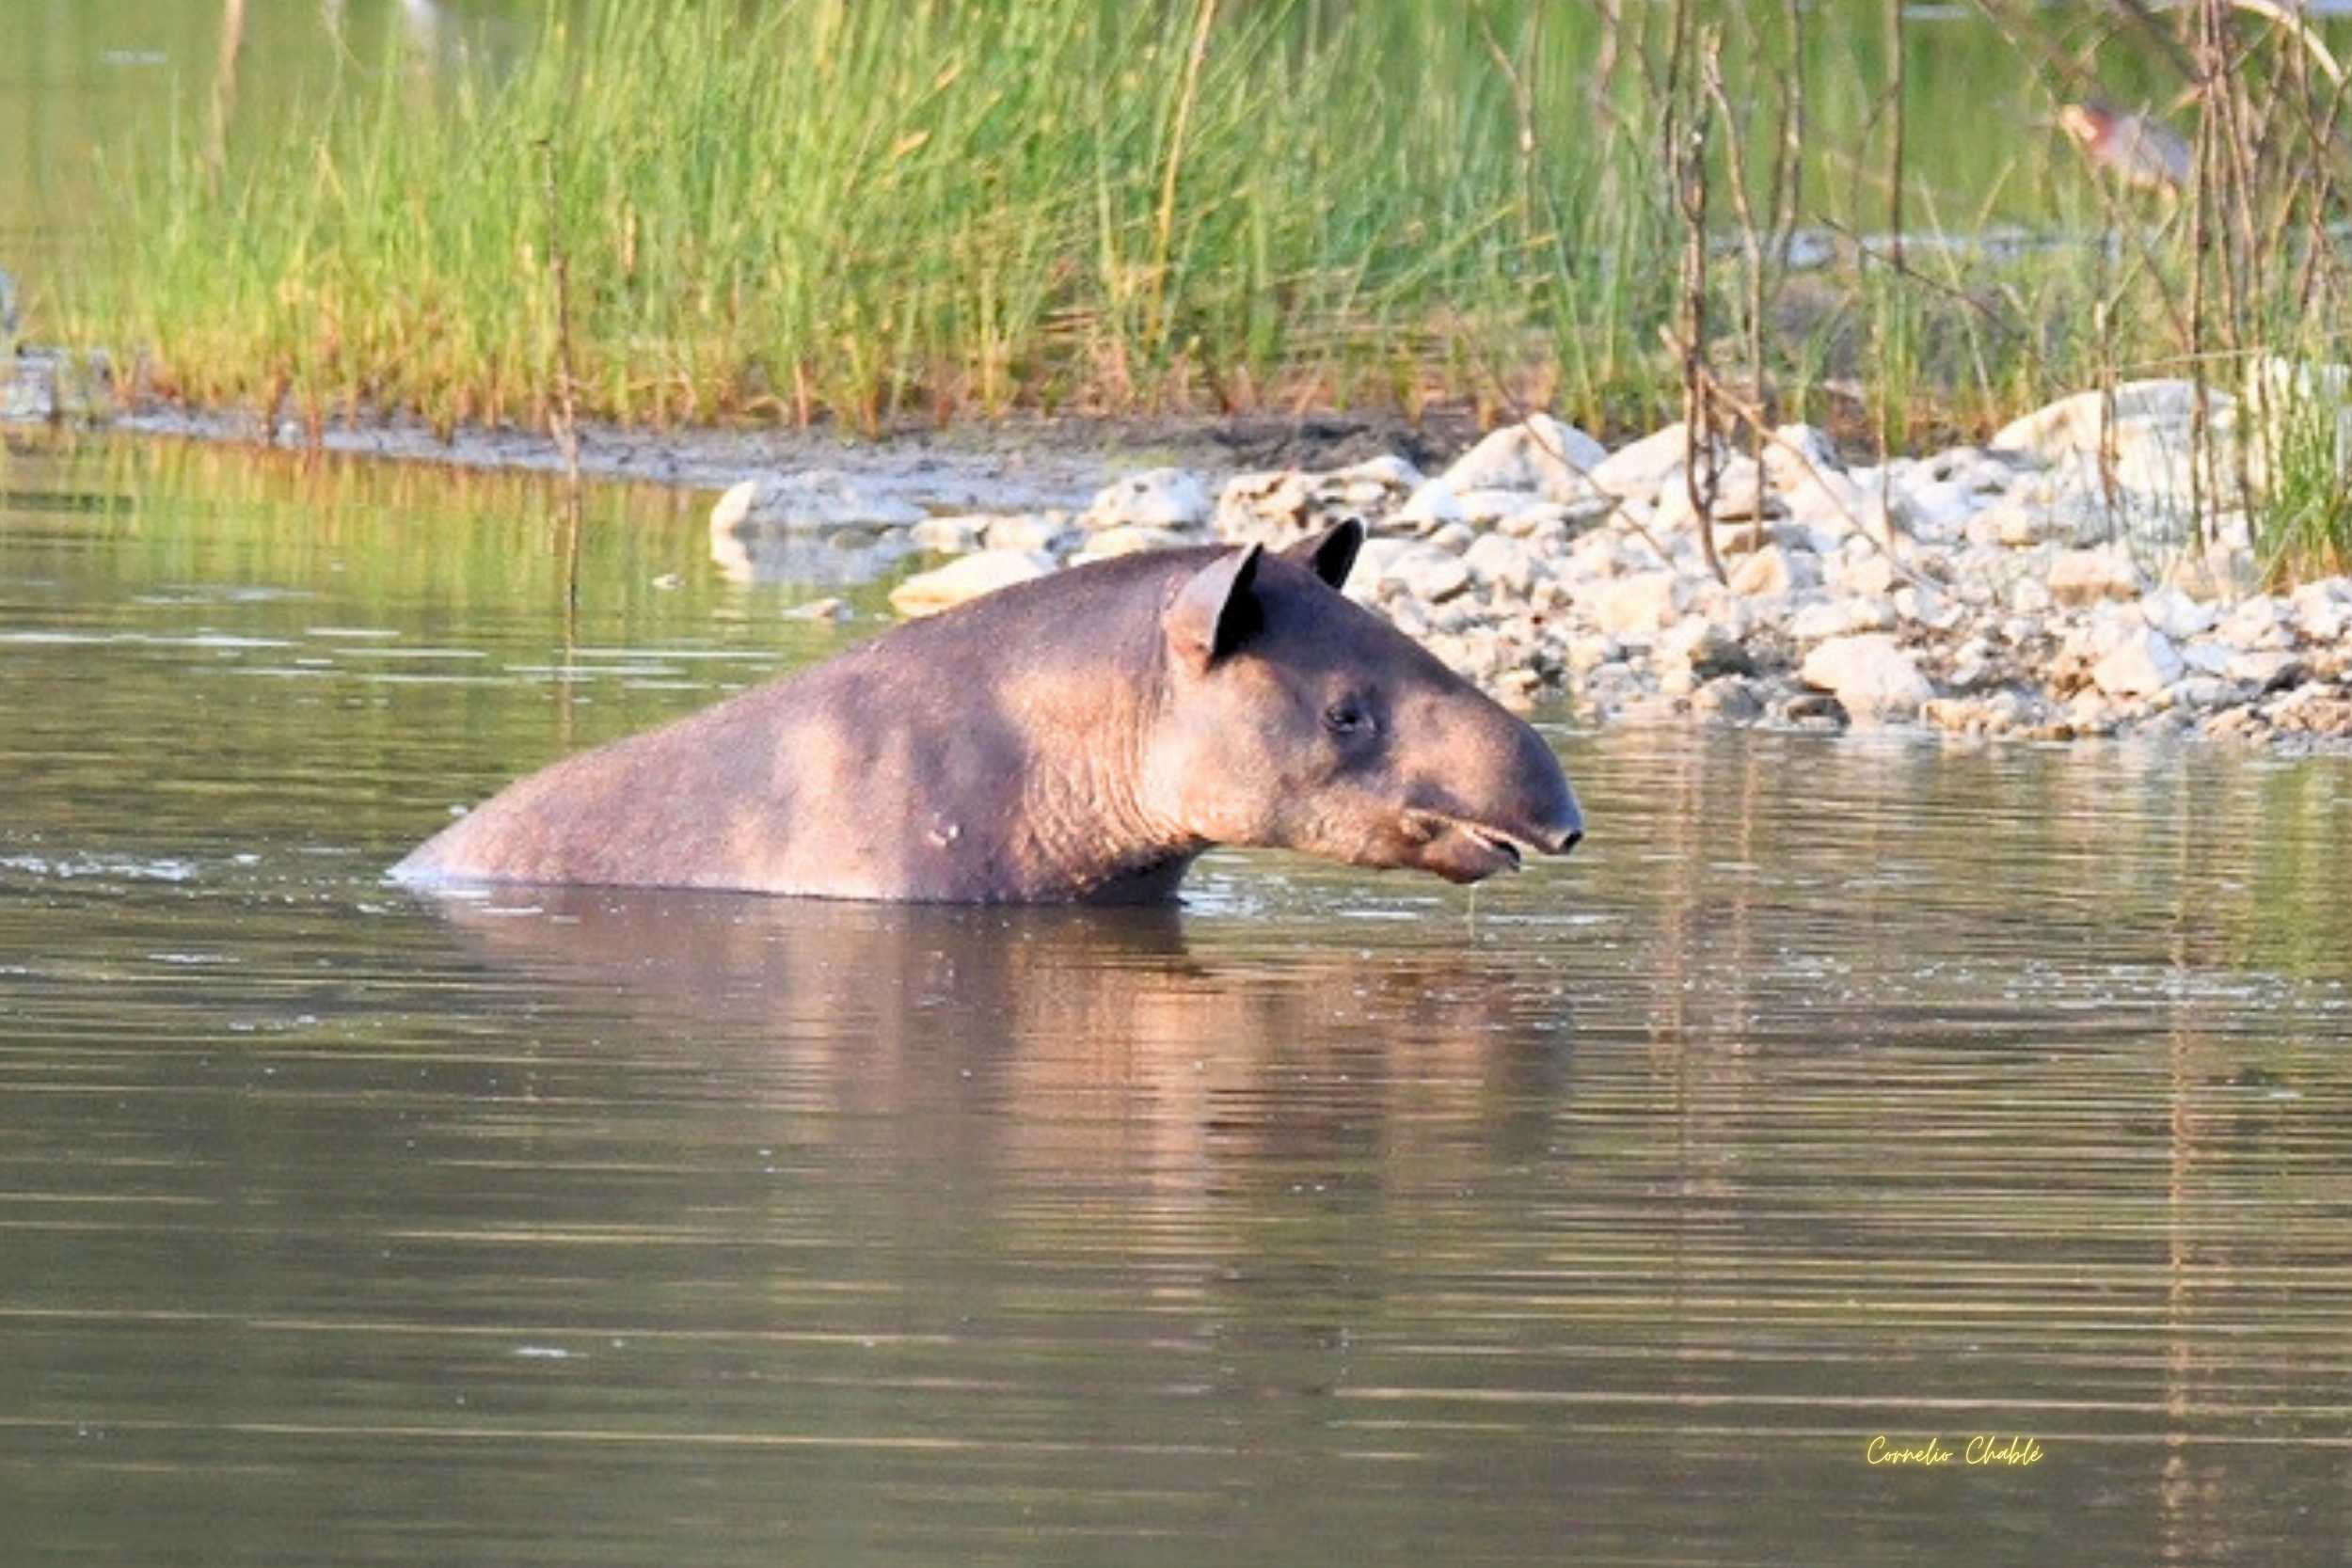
{"left": 392, "top": 520, "right": 1583, "bottom": 903}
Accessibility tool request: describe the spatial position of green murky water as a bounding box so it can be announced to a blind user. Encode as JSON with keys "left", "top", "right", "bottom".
{"left": 4, "top": 436, "right": 2350, "bottom": 1564}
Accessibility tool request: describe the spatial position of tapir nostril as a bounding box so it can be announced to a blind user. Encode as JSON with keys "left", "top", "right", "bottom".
{"left": 1561, "top": 828, "right": 1583, "bottom": 854}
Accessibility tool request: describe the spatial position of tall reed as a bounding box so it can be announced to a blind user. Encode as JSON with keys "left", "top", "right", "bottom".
{"left": 68, "top": 0, "right": 2352, "bottom": 578}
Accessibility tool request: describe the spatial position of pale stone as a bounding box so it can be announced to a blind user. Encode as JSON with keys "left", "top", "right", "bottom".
{"left": 2180, "top": 641, "right": 2233, "bottom": 677}
{"left": 1653, "top": 455, "right": 1771, "bottom": 534}
{"left": 1441, "top": 414, "right": 1607, "bottom": 500}
{"left": 1395, "top": 478, "right": 1466, "bottom": 530}
{"left": 1826, "top": 549, "right": 1899, "bottom": 596}
{"left": 2291, "top": 579, "right": 2352, "bottom": 642}
{"left": 1463, "top": 532, "right": 1542, "bottom": 597}
{"left": 1068, "top": 525, "right": 1193, "bottom": 564}
{"left": 1658, "top": 615, "right": 1753, "bottom": 678}
{"left": 2227, "top": 649, "right": 2305, "bottom": 691}
{"left": 1728, "top": 545, "right": 1822, "bottom": 598}
{"left": 729, "top": 469, "right": 928, "bottom": 529}
{"left": 2048, "top": 546, "right": 2143, "bottom": 606}
{"left": 1376, "top": 545, "right": 1472, "bottom": 605}
{"left": 2137, "top": 587, "right": 2217, "bottom": 641}
{"left": 1585, "top": 571, "right": 1683, "bottom": 638}
{"left": 2221, "top": 595, "right": 2295, "bottom": 650}
{"left": 908, "top": 515, "right": 986, "bottom": 553}
{"left": 1691, "top": 674, "right": 1768, "bottom": 723}
{"left": 1780, "top": 468, "right": 1872, "bottom": 539}
{"left": 1761, "top": 423, "right": 1838, "bottom": 490}
{"left": 1329, "top": 453, "right": 1425, "bottom": 492}
{"left": 2091, "top": 626, "right": 2185, "bottom": 698}
{"left": 1892, "top": 476, "right": 1979, "bottom": 538}
{"left": 983, "top": 514, "right": 1080, "bottom": 554}
{"left": 1083, "top": 467, "right": 1212, "bottom": 531}
{"left": 1894, "top": 582, "right": 1963, "bottom": 632}
{"left": 888, "top": 548, "right": 1056, "bottom": 618}
{"left": 1454, "top": 487, "right": 1561, "bottom": 528}
{"left": 1801, "top": 634, "right": 1935, "bottom": 723}
{"left": 1791, "top": 594, "right": 1899, "bottom": 641}
{"left": 779, "top": 596, "right": 850, "bottom": 622}
{"left": 1590, "top": 423, "right": 1695, "bottom": 499}
{"left": 709, "top": 480, "right": 758, "bottom": 535}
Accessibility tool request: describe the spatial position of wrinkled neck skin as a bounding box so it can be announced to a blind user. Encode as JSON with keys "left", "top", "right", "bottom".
{"left": 995, "top": 597, "right": 1208, "bottom": 904}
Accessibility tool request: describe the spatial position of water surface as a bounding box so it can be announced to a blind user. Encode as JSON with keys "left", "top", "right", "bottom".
{"left": 3, "top": 436, "right": 2351, "bottom": 1565}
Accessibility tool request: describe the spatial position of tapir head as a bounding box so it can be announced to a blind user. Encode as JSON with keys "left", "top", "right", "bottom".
{"left": 1145, "top": 521, "right": 1583, "bottom": 884}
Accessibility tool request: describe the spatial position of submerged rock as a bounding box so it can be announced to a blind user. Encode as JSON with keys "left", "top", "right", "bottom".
{"left": 888, "top": 548, "right": 1057, "bottom": 618}
{"left": 720, "top": 469, "right": 927, "bottom": 530}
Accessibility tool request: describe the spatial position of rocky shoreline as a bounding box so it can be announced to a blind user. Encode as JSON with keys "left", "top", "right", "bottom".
{"left": 729, "top": 379, "right": 2352, "bottom": 752}
{"left": 12, "top": 340, "right": 2349, "bottom": 752}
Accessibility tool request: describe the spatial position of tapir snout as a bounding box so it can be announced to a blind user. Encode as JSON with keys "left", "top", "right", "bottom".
{"left": 1389, "top": 690, "right": 1583, "bottom": 883}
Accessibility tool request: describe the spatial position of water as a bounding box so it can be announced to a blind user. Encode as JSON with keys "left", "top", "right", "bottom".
{"left": 5, "top": 436, "right": 2351, "bottom": 1563}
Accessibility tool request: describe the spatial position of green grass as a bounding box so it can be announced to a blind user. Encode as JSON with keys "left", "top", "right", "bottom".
{"left": 62, "top": 0, "right": 2352, "bottom": 581}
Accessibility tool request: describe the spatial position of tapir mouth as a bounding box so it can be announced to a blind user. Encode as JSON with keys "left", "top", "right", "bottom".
{"left": 1403, "top": 812, "right": 1572, "bottom": 884}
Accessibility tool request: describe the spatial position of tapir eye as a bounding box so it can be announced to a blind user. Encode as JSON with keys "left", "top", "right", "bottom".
{"left": 1323, "top": 699, "right": 1374, "bottom": 736}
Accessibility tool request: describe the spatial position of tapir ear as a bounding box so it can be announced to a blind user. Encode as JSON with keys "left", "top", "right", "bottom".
{"left": 1166, "top": 545, "right": 1264, "bottom": 672}
{"left": 1279, "top": 518, "right": 1363, "bottom": 590}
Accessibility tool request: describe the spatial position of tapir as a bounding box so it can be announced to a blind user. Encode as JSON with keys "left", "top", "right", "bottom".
{"left": 391, "top": 519, "right": 1583, "bottom": 903}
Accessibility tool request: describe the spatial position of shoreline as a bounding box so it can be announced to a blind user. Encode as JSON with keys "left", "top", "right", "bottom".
{"left": 8, "top": 377, "right": 2351, "bottom": 760}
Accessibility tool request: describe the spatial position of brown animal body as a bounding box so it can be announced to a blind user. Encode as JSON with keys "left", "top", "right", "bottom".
{"left": 391, "top": 522, "right": 1582, "bottom": 903}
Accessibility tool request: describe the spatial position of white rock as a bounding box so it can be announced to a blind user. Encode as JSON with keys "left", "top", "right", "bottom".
{"left": 2091, "top": 626, "right": 2185, "bottom": 698}
{"left": 888, "top": 548, "right": 1057, "bottom": 618}
{"left": 1395, "top": 478, "right": 1466, "bottom": 530}
{"left": 1068, "top": 525, "right": 1193, "bottom": 564}
{"left": 1762, "top": 423, "right": 1838, "bottom": 490}
{"left": 2291, "top": 578, "right": 2352, "bottom": 642}
{"left": 2048, "top": 546, "right": 2144, "bottom": 606}
{"left": 2180, "top": 640, "right": 2233, "bottom": 677}
{"left": 1441, "top": 414, "right": 1607, "bottom": 500}
{"left": 1826, "top": 549, "right": 1899, "bottom": 596}
{"left": 1585, "top": 571, "right": 1683, "bottom": 638}
{"left": 1083, "top": 467, "right": 1212, "bottom": 531}
{"left": 1990, "top": 380, "right": 2240, "bottom": 544}
{"left": 2137, "top": 587, "right": 2217, "bottom": 641}
{"left": 1591, "top": 424, "right": 1697, "bottom": 499}
{"left": 1790, "top": 594, "right": 1899, "bottom": 641}
{"left": 1801, "top": 634, "right": 1934, "bottom": 723}
{"left": 1454, "top": 487, "right": 1560, "bottom": 528}
{"left": 1728, "top": 545, "right": 1822, "bottom": 598}
{"left": 2220, "top": 595, "right": 2295, "bottom": 650}
{"left": 1329, "top": 453, "right": 1425, "bottom": 492}
{"left": 908, "top": 515, "right": 987, "bottom": 553}
{"left": 1653, "top": 458, "right": 1777, "bottom": 539}
{"left": 725, "top": 469, "right": 928, "bottom": 529}
{"left": 2227, "top": 649, "right": 2305, "bottom": 690}
{"left": 709, "top": 480, "right": 759, "bottom": 534}
{"left": 1462, "top": 532, "right": 1542, "bottom": 597}
{"left": 983, "top": 514, "right": 1079, "bottom": 554}
{"left": 1779, "top": 468, "right": 1872, "bottom": 538}
{"left": 1892, "top": 476, "right": 1979, "bottom": 538}
{"left": 1894, "top": 582, "right": 1963, "bottom": 632}
{"left": 1376, "top": 545, "right": 1472, "bottom": 605}
{"left": 1658, "top": 616, "right": 1751, "bottom": 677}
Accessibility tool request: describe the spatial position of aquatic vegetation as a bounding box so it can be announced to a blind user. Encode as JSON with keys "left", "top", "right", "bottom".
{"left": 70, "top": 0, "right": 2352, "bottom": 547}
